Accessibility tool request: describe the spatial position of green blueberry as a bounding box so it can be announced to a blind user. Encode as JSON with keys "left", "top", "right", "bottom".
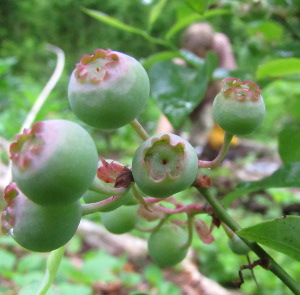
{"left": 10, "top": 119, "right": 98, "bottom": 206}
{"left": 101, "top": 205, "right": 139, "bottom": 234}
{"left": 132, "top": 133, "right": 198, "bottom": 198}
{"left": 212, "top": 78, "right": 265, "bottom": 135}
{"left": 1, "top": 183, "right": 81, "bottom": 252}
{"left": 68, "top": 49, "right": 150, "bottom": 130}
{"left": 228, "top": 235, "right": 250, "bottom": 256}
{"left": 148, "top": 223, "right": 188, "bottom": 267}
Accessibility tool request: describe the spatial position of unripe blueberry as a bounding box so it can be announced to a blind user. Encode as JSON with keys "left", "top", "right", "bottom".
{"left": 228, "top": 235, "right": 250, "bottom": 256}
{"left": 1, "top": 183, "right": 81, "bottom": 252}
{"left": 101, "top": 205, "right": 139, "bottom": 234}
{"left": 10, "top": 119, "right": 98, "bottom": 206}
{"left": 68, "top": 49, "right": 150, "bottom": 130}
{"left": 132, "top": 133, "right": 198, "bottom": 198}
{"left": 212, "top": 78, "right": 265, "bottom": 135}
{"left": 148, "top": 223, "right": 188, "bottom": 267}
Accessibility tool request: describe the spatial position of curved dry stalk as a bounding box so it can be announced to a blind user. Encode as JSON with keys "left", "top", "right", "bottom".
{"left": 1, "top": 44, "right": 65, "bottom": 189}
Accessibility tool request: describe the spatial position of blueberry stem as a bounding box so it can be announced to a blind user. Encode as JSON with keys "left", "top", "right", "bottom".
{"left": 89, "top": 177, "right": 128, "bottom": 196}
{"left": 198, "top": 131, "right": 233, "bottom": 168}
{"left": 36, "top": 246, "right": 65, "bottom": 295}
{"left": 181, "top": 214, "right": 195, "bottom": 250}
{"left": 197, "top": 186, "right": 300, "bottom": 295}
{"left": 129, "top": 119, "right": 150, "bottom": 141}
{"left": 81, "top": 193, "right": 126, "bottom": 216}
{"left": 136, "top": 216, "right": 169, "bottom": 232}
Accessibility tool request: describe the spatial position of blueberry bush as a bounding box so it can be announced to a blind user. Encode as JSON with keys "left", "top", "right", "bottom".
{"left": 1, "top": 1, "right": 300, "bottom": 295}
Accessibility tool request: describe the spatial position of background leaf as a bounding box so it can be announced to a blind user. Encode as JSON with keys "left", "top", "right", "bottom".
{"left": 237, "top": 216, "right": 300, "bottom": 261}
{"left": 256, "top": 58, "right": 300, "bottom": 79}
{"left": 82, "top": 8, "right": 146, "bottom": 37}
{"left": 183, "top": 0, "right": 210, "bottom": 13}
{"left": 164, "top": 13, "right": 204, "bottom": 40}
{"left": 164, "top": 9, "right": 229, "bottom": 40}
{"left": 222, "top": 162, "right": 300, "bottom": 207}
{"left": 278, "top": 125, "right": 300, "bottom": 164}
{"left": 142, "top": 51, "right": 181, "bottom": 68}
{"left": 149, "top": 52, "right": 217, "bottom": 128}
{"left": 247, "top": 20, "right": 283, "bottom": 41}
{"left": 147, "top": 0, "right": 168, "bottom": 33}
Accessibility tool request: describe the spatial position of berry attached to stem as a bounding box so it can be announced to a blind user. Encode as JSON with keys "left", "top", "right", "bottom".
{"left": 68, "top": 49, "right": 150, "bottom": 130}
{"left": 101, "top": 205, "right": 139, "bottom": 234}
{"left": 1, "top": 183, "right": 81, "bottom": 252}
{"left": 132, "top": 133, "right": 198, "bottom": 198}
{"left": 212, "top": 78, "right": 265, "bottom": 135}
{"left": 10, "top": 119, "right": 98, "bottom": 206}
{"left": 148, "top": 223, "right": 188, "bottom": 267}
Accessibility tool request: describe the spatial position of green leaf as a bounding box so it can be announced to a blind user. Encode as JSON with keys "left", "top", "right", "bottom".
{"left": 142, "top": 51, "right": 182, "bottom": 68}
{"left": 183, "top": 0, "right": 210, "bottom": 13}
{"left": 256, "top": 58, "right": 300, "bottom": 80}
{"left": 247, "top": 20, "right": 283, "bottom": 41}
{"left": 144, "top": 264, "right": 163, "bottom": 286}
{"left": 222, "top": 162, "right": 300, "bottom": 207}
{"left": 120, "top": 271, "right": 143, "bottom": 287}
{"left": 278, "top": 125, "right": 300, "bottom": 164}
{"left": 165, "top": 9, "right": 229, "bottom": 40}
{"left": 14, "top": 271, "right": 44, "bottom": 287}
{"left": 58, "top": 283, "right": 92, "bottom": 295}
{"left": 82, "top": 8, "right": 146, "bottom": 37}
{"left": 19, "top": 282, "right": 57, "bottom": 295}
{"left": 237, "top": 216, "right": 300, "bottom": 261}
{"left": 148, "top": 0, "right": 168, "bottom": 33}
{"left": 0, "top": 248, "right": 16, "bottom": 272}
{"left": 81, "top": 250, "right": 126, "bottom": 283}
{"left": 165, "top": 13, "right": 204, "bottom": 40}
{"left": 149, "top": 62, "right": 204, "bottom": 127}
{"left": 17, "top": 253, "right": 46, "bottom": 272}
{"left": 149, "top": 51, "right": 217, "bottom": 128}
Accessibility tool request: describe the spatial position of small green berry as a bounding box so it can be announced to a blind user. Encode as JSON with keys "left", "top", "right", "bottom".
{"left": 148, "top": 223, "right": 188, "bottom": 267}
{"left": 101, "top": 205, "right": 139, "bottom": 234}
{"left": 10, "top": 119, "right": 98, "bottom": 206}
{"left": 68, "top": 49, "right": 150, "bottom": 130}
{"left": 228, "top": 235, "right": 250, "bottom": 255}
{"left": 132, "top": 133, "right": 198, "bottom": 198}
{"left": 212, "top": 78, "right": 265, "bottom": 135}
{"left": 1, "top": 183, "right": 81, "bottom": 252}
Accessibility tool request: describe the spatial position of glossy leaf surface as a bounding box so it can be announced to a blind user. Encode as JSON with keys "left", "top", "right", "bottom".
{"left": 237, "top": 216, "right": 300, "bottom": 261}
{"left": 149, "top": 52, "right": 217, "bottom": 128}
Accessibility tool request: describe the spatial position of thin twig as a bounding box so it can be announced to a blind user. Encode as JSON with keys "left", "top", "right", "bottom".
{"left": 198, "top": 132, "right": 233, "bottom": 168}
{"left": 1, "top": 44, "right": 65, "bottom": 189}
{"left": 129, "top": 119, "right": 150, "bottom": 141}
{"left": 196, "top": 186, "right": 300, "bottom": 295}
{"left": 20, "top": 44, "right": 65, "bottom": 131}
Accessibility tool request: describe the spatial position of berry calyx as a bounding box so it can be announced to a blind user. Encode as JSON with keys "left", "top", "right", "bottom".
{"left": 68, "top": 49, "right": 150, "bottom": 130}
{"left": 132, "top": 133, "right": 198, "bottom": 198}
{"left": 1, "top": 183, "right": 81, "bottom": 252}
{"left": 212, "top": 78, "right": 265, "bottom": 135}
{"left": 10, "top": 119, "right": 98, "bottom": 206}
